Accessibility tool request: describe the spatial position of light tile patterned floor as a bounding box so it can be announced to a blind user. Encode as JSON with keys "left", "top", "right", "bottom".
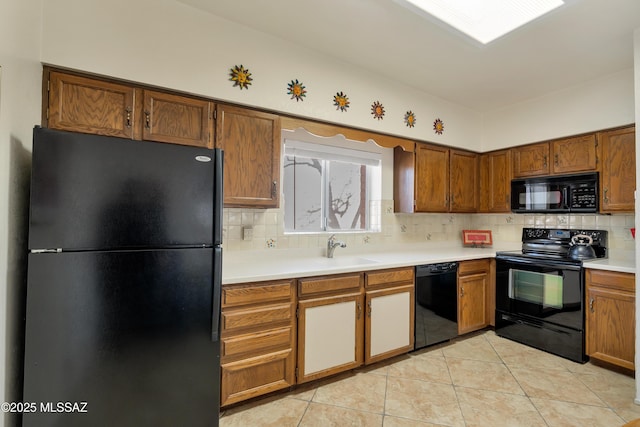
{"left": 220, "top": 331, "right": 640, "bottom": 426}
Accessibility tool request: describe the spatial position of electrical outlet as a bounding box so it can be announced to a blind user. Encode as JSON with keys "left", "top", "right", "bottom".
{"left": 243, "top": 226, "right": 253, "bottom": 241}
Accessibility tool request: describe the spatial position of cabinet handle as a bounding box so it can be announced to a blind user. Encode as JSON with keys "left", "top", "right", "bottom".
{"left": 357, "top": 302, "right": 362, "bottom": 319}
{"left": 554, "top": 154, "right": 559, "bottom": 166}
{"left": 460, "top": 286, "right": 464, "bottom": 297}
{"left": 603, "top": 188, "right": 609, "bottom": 203}
{"left": 367, "top": 301, "right": 372, "bottom": 318}
{"left": 272, "top": 181, "right": 277, "bottom": 198}
{"left": 589, "top": 297, "right": 594, "bottom": 313}
{"left": 543, "top": 155, "right": 547, "bottom": 167}
{"left": 125, "top": 108, "right": 132, "bottom": 128}
{"left": 144, "top": 111, "right": 151, "bottom": 129}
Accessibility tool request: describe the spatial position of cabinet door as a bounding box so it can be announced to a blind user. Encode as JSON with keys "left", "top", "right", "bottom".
{"left": 415, "top": 144, "right": 449, "bottom": 212}
{"left": 512, "top": 142, "right": 550, "bottom": 177}
{"left": 480, "top": 150, "right": 511, "bottom": 212}
{"left": 47, "top": 71, "right": 136, "bottom": 139}
{"left": 221, "top": 348, "right": 295, "bottom": 406}
{"left": 586, "top": 286, "right": 635, "bottom": 370}
{"left": 297, "top": 293, "right": 364, "bottom": 383}
{"left": 458, "top": 272, "right": 487, "bottom": 335}
{"left": 216, "top": 105, "right": 281, "bottom": 208}
{"left": 450, "top": 150, "right": 478, "bottom": 212}
{"left": 365, "top": 285, "right": 414, "bottom": 365}
{"left": 599, "top": 126, "right": 636, "bottom": 212}
{"left": 551, "top": 134, "right": 597, "bottom": 174}
{"left": 142, "top": 90, "right": 213, "bottom": 148}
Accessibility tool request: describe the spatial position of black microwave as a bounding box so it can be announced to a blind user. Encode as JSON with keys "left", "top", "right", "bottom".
{"left": 511, "top": 173, "right": 598, "bottom": 213}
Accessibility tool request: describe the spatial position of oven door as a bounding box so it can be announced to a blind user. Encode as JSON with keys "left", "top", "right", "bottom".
{"left": 495, "top": 256, "right": 583, "bottom": 330}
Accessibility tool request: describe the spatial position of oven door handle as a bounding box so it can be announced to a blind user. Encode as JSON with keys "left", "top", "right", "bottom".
{"left": 496, "top": 255, "right": 582, "bottom": 271}
{"left": 501, "top": 314, "right": 574, "bottom": 335}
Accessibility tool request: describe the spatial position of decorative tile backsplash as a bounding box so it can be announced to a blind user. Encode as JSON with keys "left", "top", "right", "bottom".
{"left": 223, "top": 199, "right": 635, "bottom": 252}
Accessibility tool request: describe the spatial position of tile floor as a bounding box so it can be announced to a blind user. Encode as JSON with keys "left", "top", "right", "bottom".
{"left": 220, "top": 331, "right": 639, "bottom": 426}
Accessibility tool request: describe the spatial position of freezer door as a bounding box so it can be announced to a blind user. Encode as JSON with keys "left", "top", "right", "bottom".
{"left": 23, "top": 249, "right": 220, "bottom": 427}
{"left": 29, "top": 127, "right": 215, "bottom": 250}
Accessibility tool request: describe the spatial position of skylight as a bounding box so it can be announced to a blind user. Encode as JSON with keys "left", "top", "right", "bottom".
{"left": 393, "top": 0, "right": 565, "bottom": 44}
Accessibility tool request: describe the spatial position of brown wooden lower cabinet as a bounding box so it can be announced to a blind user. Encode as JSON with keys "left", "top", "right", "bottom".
{"left": 220, "top": 279, "right": 296, "bottom": 407}
{"left": 586, "top": 269, "right": 635, "bottom": 371}
{"left": 297, "top": 273, "right": 365, "bottom": 384}
{"left": 457, "top": 259, "right": 491, "bottom": 335}
{"left": 364, "top": 268, "right": 415, "bottom": 365}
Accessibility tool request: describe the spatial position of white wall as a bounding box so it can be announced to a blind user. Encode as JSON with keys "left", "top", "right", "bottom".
{"left": 483, "top": 68, "right": 636, "bottom": 151}
{"left": 40, "top": 0, "right": 636, "bottom": 154}
{"left": 634, "top": 27, "right": 640, "bottom": 405}
{"left": 41, "top": 0, "right": 485, "bottom": 151}
{"left": 0, "top": 1, "right": 43, "bottom": 426}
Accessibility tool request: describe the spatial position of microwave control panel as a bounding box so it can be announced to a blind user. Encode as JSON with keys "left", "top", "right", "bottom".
{"left": 570, "top": 185, "right": 597, "bottom": 210}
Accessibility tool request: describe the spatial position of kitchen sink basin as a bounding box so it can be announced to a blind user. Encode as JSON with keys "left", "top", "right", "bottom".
{"left": 312, "top": 256, "right": 379, "bottom": 267}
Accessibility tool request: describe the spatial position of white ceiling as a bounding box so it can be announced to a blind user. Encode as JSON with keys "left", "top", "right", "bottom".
{"left": 177, "top": 0, "right": 640, "bottom": 112}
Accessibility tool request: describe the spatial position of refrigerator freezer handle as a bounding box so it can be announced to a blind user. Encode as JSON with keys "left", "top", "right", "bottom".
{"left": 211, "top": 247, "right": 222, "bottom": 342}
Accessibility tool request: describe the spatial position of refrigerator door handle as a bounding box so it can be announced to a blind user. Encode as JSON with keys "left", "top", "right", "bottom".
{"left": 213, "top": 149, "right": 224, "bottom": 245}
{"left": 211, "top": 247, "right": 222, "bottom": 342}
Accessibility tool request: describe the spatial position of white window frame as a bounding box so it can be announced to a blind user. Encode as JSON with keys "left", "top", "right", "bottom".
{"left": 282, "top": 131, "right": 383, "bottom": 234}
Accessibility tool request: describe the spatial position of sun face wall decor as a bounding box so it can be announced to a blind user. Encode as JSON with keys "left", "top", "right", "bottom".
{"left": 371, "top": 101, "right": 385, "bottom": 120}
{"left": 229, "top": 65, "right": 252, "bottom": 90}
{"left": 404, "top": 111, "right": 416, "bottom": 128}
{"left": 287, "top": 79, "right": 307, "bottom": 102}
{"left": 433, "top": 118, "right": 444, "bottom": 135}
{"left": 333, "top": 91, "right": 350, "bottom": 112}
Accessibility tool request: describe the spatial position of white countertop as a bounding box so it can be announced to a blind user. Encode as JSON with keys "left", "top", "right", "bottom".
{"left": 222, "top": 243, "right": 636, "bottom": 284}
{"left": 583, "top": 250, "right": 636, "bottom": 274}
{"left": 222, "top": 243, "right": 511, "bottom": 285}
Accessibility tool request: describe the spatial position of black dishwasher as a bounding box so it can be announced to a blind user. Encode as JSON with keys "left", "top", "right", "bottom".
{"left": 414, "top": 262, "right": 458, "bottom": 350}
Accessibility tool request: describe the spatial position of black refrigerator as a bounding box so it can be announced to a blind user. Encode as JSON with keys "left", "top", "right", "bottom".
{"left": 23, "top": 127, "right": 222, "bottom": 427}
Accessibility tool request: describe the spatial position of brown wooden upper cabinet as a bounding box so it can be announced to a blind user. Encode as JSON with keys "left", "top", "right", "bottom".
{"left": 141, "top": 90, "right": 213, "bottom": 148}
{"left": 215, "top": 105, "right": 281, "bottom": 208}
{"left": 395, "top": 144, "right": 477, "bottom": 213}
{"left": 599, "top": 125, "right": 636, "bottom": 213}
{"left": 552, "top": 134, "right": 597, "bottom": 174}
{"left": 512, "top": 134, "right": 597, "bottom": 178}
{"left": 479, "top": 149, "right": 512, "bottom": 213}
{"left": 512, "top": 142, "right": 550, "bottom": 177}
{"left": 415, "top": 144, "right": 449, "bottom": 212}
{"left": 47, "top": 70, "right": 137, "bottom": 139}
{"left": 45, "top": 69, "right": 214, "bottom": 148}
{"left": 450, "top": 149, "right": 479, "bottom": 212}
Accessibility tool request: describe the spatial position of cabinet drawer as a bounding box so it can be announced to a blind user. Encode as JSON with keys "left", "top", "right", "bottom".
{"left": 221, "top": 349, "right": 295, "bottom": 407}
{"left": 586, "top": 269, "right": 635, "bottom": 292}
{"left": 222, "top": 302, "right": 293, "bottom": 333}
{"left": 298, "top": 273, "right": 362, "bottom": 298}
{"left": 222, "top": 280, "right": 294, "bottom": 308}
{"left": 365, "top": 267, "right": 414, "bottom": 288}
{"left": 458, "top": 259, "right": 490, "bottom": 276}
{"left": 222, "top": 327, "right": 293, "bottom": 360}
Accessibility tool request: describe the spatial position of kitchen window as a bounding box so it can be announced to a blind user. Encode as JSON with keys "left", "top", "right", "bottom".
{"left": 283, "top": 138, "right": 382, "bottom": 233}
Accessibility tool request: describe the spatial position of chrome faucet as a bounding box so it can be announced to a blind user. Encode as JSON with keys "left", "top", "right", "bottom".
{"left": 327, "top": 234, "right": 346, "bottom": 258}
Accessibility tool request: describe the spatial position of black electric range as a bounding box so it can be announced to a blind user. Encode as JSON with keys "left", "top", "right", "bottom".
{"left": 494, "top": 228, "right": 608, "bottom": 363}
